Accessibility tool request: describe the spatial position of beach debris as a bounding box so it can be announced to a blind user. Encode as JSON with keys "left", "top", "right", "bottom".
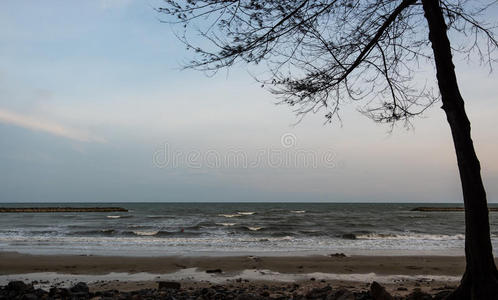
{"left": 370, "top": 281, "right": 394, "bottom": 300}
{"left": 330, "top": 253, "right": 347, "bottom": 258}
{"left": 206, "top": 268, "right": 223, "bottom": 274}
{"left": 342, "top": 233, "right": 357, "bottom": 240}
{"left": 174, "top": 263, "right": 187, "bottom": 269}
{"left": 158, "top": 281, "right": 181, "bottom": 290}
{"left": 248, "top": 255, "right": 261, "bottom": 262}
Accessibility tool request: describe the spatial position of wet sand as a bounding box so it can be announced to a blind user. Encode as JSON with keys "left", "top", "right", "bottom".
{"left": 0, "top": 251, "right": 469, "bottom": 276}
{"left": 1, "top": 251, "right": 484, "bottom": 297}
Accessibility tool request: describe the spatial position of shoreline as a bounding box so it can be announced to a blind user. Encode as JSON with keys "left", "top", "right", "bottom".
{"left": 0, "top": 251, "right": 471, "bottom": 276}
{"left": 0, "top": 251, "right": 475, "bottom": 298}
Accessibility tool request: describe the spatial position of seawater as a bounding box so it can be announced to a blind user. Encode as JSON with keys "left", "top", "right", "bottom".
{"left": 0, "top": 202, "right": 497, "bottom": 256}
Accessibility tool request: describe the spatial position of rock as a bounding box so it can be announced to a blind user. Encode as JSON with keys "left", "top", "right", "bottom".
{"left": 397, "top": 287, "right": 408, "bottom": 291}
{"left": 260, "top": 291, "right": 270, "bottom": 297}
{"left": 305, "top": 285, "right": 332, "bottom": 298}
{"left": 20, "top": 293, "right": 38, "bottom": 300}
{"left": 406, "top": 288, "right": 432, "bottom": 300}
{"left": 433, "top": 290, "right": 452, "bottom": 300}
{"left": 33, "top": 288, "right": 48, "bottom": 298}
{"left": 354, "top": 291, "right": 374, "bottom": 300}
{"left": 49, "top": 287, "right": 70, "bottom": 297}
{"left": 71, "top": 291, "right": 91, "bottom": 298}
{"left": 158, "top": 281, "right": 181, "bottom": 290}
{"left": 370, "top": 282, "right": 393, "bottom": 300}
{"left": 6, "top": 281, "right": 29, "bottom": 292}
{"left": 206, "top": 269, "right": 223, "bottom": 273}
{"left": 235, "top": 293, "right": 259, "bottom": 300}
{"left": 70, "top": 282, "right": 89, "bottom": 294}
{"left": 331, "top": 288, "right": 355, "bottom": 300}
{"left": 131, "top": 294, "right": 144, "bottom": 300}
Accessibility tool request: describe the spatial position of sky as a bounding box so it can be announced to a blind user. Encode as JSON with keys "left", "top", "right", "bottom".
{"left": 0, "top": 0, "right": 497, "bottom": 203}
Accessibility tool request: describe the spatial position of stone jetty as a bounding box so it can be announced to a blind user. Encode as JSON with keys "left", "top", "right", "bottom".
{"left": 411, "top": 207, "right": 498, "bottom": 212}
{"left": 0, "top": 207, "right": 128, "bottom": 213}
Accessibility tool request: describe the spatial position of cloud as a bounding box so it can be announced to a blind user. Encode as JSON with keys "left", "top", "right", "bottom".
{"left": 0, "top": 108, "right": 105, "bottom": 143}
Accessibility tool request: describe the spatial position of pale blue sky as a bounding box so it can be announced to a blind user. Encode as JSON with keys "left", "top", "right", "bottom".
{"left": 1, "top": 0, "right": 497, "bottom": 203}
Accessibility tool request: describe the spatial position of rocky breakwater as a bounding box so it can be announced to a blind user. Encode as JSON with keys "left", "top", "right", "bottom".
{"left": 0, "top": 207, "right": 128, "bottom": 213}
{"left": 411, "top": 207, "right": 498, "bottom": 212}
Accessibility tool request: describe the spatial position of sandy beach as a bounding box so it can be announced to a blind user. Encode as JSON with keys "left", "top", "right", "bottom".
{"left": 1, "top": 251, "right": 488, "bottom": 298}
{"left": 0, "top": 252, "right": 469, "bottom": 276}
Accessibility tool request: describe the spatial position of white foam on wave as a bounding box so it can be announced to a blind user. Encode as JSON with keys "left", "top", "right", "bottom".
{"left": 247, "top": 227, "right": 263, "bottom": 231}
{"left": 291, "top": 210, "right": 306, "bottom": 213}
{"left": 107, "top": 216, "right": 121, "bottom": 219}
{"left": 216, "top": 223, "right": 236, "bottom": 226}
{"left": 218, "top": 214, "right": 242, "bottom": 218}
{"left": 237, "top": 212, "right": 255, "bottom": 215}
{"left": 355, "top": 233, "right": 465, "bottom": 241}
{"left": 132, "top": 230, "right": 159, "bottom": 236}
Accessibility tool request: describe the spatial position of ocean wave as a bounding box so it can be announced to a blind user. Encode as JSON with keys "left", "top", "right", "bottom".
{"left": 298, "top": 230, "right": 326, "bottom": 236}
{"left": 106, "top": 215, "right": 133, "bottom": 219}
{"left": 123, "top": 230, "right": 203, "bottom": 237}
{"left": 128, "top": 225, "right": 153, "bottom": 229}
{"left": 342, "top": 232, "right": 466, "bottom": 241}
{"left": 68, "top": 229, "right": 116, "bottom": 236}
{"left": 218, "top": 214, "right": 242, "bottom": 218}
{"left": 216, "top": 223, "right": 236, "bottom": 227}
{"left": 247, "top": 227, "right": 263, "bottom": 231}
{"left": 291, "top": 210, "right": 306, "bottom": 213}
{"left": 132, "top": 230, "right": 159, "bottom": 236}
{"left": 146, "top": 215, "right": 169, "bottom": 219}
{"left": 237, "top": 212, "right": 256, "bottom": 215}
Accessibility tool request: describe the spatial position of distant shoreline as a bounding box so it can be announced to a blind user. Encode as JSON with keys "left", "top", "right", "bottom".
{"left": 0, "top": 207, "right": 128, "bottom": 213}
{"left": 412, "top": 207, "right": 498, "bottom": 212}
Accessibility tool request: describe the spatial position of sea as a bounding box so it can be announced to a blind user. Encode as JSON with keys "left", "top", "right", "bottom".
{"left": 1, "top": 202, "right": 497, "bottom": 256}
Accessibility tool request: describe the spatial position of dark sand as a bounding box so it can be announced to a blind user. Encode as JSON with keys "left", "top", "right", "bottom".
{"left": 2, "top": 252, "right": 489, "bottom": 297}
{"left": 0, "top": 252, "right": 468, "bottom": 276}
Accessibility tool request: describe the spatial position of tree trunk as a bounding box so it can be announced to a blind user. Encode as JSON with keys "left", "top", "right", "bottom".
{"left": 421, "top": 0, "right": 498, "bottom": 299}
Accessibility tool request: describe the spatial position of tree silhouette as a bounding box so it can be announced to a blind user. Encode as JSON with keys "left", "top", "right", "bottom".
{"left": 158, "top": 0, "right": 498, "bottom": 298}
